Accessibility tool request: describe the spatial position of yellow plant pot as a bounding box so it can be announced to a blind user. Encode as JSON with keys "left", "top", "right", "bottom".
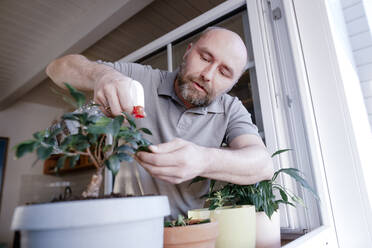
{"left": 188, "top": 205, "right": 256, "bottom": 248}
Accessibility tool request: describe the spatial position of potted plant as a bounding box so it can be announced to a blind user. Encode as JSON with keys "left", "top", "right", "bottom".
{"left": 163, "top": 215, "right": 218, "bottom": 248}
{"left": 189, "top": 149, "right": 318, "bottom": 248}
{"left": 11, "top": 83, "right": 170, "bottom": 248}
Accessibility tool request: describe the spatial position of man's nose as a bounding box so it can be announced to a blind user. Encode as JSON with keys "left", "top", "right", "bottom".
{"left": 200, "top": 64, "right": 217, "bottom": 82}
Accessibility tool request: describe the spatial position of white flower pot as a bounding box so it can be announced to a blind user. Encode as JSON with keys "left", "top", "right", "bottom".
{"left": 256, "top": 210, "right": 280, "bottom": 248}
{"left": 188, "top": 205, "right": 256, "bottom": 248}
{"left": 11, "top": 195, "right": 170, "bottom": 248}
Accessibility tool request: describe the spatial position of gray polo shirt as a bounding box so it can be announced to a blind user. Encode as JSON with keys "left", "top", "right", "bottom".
{"left": 97, "top": 61, "right": 259, "bottom": 218}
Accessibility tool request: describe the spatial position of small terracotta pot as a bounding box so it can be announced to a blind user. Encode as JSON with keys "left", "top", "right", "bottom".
{"left": 163, "top": 221, "right": 219, "bottom": 248}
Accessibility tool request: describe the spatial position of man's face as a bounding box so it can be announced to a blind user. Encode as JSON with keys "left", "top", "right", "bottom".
{"left": 176, "top": 29, "right": 247, "bottom": 108}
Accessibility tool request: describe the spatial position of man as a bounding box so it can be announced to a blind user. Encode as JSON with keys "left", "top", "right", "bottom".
{"left": 46, "top": 27, "right": 273, "bottom": 218}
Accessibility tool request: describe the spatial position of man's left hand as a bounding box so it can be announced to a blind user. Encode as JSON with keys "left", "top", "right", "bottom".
{"left": 135, "top": 138, "right": 209, "bottom": 184}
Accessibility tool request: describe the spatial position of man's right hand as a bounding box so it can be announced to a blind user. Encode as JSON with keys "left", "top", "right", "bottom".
{"left": 93, "top": 72, "right": 137, "bottom": 117}
{"left": 46, "top": 54, "right": 144, "bottom": 117}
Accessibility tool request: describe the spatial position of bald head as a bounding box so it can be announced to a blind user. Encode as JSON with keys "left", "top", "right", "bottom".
{"left": 194, "top": 27, "right": 248, "bottom": 74}
{"left": 175, "top": 27, "right": 249, "bottom": 108}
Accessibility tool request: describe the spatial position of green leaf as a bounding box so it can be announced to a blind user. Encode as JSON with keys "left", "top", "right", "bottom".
{"left": 69, "top": 155, "right": 80, "bottom": 168}
{"left": 57, "top": 156, "right": 67, "bottom": 170}
{"left": 105, "top": 155, "right": 120, "bottom": 175}
{"left": 278, "top": 187, "right": 288, "bottom": 202}
{"left": 73, "top": 113, "right": 89, "bottom": 125}
{"left": 111, "top": 115, "right": 124, "bottom": 137}
{"left": 137, "top": 145, "right": 151, "bottom": 152}
{"left": 123, "top": 112, "right": 136, "bottom": 128}
{"left": 103, "top": 145, "right": 112, "bottom": 153}
{"left": 50, "top": 86, "right": 78, "bottom": 108}
{"left": 36, "top": 146, "right": 53, "bottom": 160}
{"left": 271, "top": 148, "right": 291, "bottom": 158}
{"left": 13, "top": 140, "right": 39, "bottom": 158}
{"left": 48, "top": 128, "right": 62, "bottom": 139}
{"left": 139, "top": 128, "right": 152, "bottom": 135}
{"left": 62, "top": 113, "right": 79, "bottom": 121}
{"left": 275, "top": 168, "right": 318, "bottom": 198}
{"left": 117, "top": 153, "right": 133, "bottom": 163}
{"left": 64, "top": 83, "right": 86, "bottom": 108}
{"left": 33, "top": 131, "right": 46, "bottom": 141}
{"left": 189, "top": 176, "right": 207, "bottom": 186}
{"left": 117, "top": 145, "right": 135, "bottom": 154}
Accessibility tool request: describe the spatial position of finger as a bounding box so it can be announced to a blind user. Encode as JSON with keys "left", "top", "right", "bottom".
{"left": 137, "top": 151, "right": 181, "bottom": 167}
{"left": 117, "top": 84, "right": 134, "bottom": 113}
{"left": 94, "top": 91, "right": 111, "bottom": 116}
{"left": 138, "top": 160, "right": 179, "bottom": 178}
{"left": 150, "top": 138, "right": 186, "bottom": 154}
{"left": 104, "top": 88, "right": 122, "bottom": 116}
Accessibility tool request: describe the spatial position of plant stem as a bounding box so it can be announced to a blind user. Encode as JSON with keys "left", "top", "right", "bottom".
{"left": 86, "top": 147, "right": 100, "bottom": 169}
{"left": 81, "top": 166, "right": 104, "bottom": 198}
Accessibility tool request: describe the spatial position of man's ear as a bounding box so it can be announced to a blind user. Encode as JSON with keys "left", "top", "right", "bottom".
{"left": 183, "top": 43, "right": 193, "bottom": 60}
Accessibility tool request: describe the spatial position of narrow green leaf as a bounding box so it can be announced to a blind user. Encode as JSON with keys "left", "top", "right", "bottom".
{"left": 50, "top": 86, "right": 78, "bottom": 108}
{"left": 62, "top": 113, "right": 79, "bottom": 121}
{"left": 276, "top": 168, "right": 318, "bottom": 198}
{"left": 189, "top": 176, "right": 207, "bottom": 186}
{"left": 139, "top": 128, "right": 152, "bottom": 135}
{"left": 271, "top": 148, "right": 291, "bottom": 158}
{"left": 64, "top": 83, "right": 86, "bottom": 108}
{"left": 123, "top": 112, "right": 136, "bottom": 128}
{"left": 278, "top": 187, "right": 288, "bottom": 202}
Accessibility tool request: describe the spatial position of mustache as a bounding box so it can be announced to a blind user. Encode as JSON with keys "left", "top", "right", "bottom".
{"left": 189, "top": 78, "right": 210, "bottom": 93}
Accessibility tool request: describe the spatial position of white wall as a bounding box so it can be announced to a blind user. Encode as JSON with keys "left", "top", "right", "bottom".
{"left": 0, "top": 81, "right": 71, "bottom": 245}
{"left": 341, "top": 0, "right": 372, "bottom": 128}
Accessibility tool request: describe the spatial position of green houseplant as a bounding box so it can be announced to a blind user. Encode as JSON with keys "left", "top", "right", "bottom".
{"left": 205, "top": 149, "right": 318, "bottom": 218}
{"left": 11, "top": 83, "right": 170, "bottom": 248}
{"left": 13, "top": 83, "right": 152, "bottom": 197}
{"left": 189, "top": 149, "right": 318, "bottom": 248}
{"left": 163, "top": 215, "right": 218, "bottom": 248}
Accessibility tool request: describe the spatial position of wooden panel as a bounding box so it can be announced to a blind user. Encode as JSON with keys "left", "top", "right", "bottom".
{"left": 43, "top": 155, "right": 95, "bottom": 175}
{"left": 82, "top": 0, "right": 225, "bottom": 62}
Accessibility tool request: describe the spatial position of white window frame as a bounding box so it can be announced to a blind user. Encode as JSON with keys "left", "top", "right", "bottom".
{"left": 277, "top": 0, "right": 372, "bottom": 247}
{"left": 113, "top": 0, "right": 372, "bottom": 246}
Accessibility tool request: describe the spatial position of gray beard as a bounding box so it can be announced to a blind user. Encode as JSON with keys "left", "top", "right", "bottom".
{"left": 177, "top": 76, "right": 212, "bottom": 107}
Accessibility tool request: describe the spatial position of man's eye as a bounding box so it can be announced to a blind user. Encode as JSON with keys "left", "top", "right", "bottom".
{"left": 220, "top": 69, "right": 228, "bottom": 76}
{"left": 201, "top": 55, "right": 209, "bottom": 62}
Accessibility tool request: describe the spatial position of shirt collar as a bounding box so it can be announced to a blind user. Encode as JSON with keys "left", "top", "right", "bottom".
{"left": 157, "top": 68, "right": 224, "bottom": 114}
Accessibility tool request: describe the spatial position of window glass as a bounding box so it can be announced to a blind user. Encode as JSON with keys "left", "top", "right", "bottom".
{"left": 139, "top": 48, "right": 168, "bottom": 71}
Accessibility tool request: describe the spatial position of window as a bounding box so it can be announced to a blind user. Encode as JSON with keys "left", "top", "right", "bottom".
{"left": 117, "top": 0, "right": 372, "bottom": 246}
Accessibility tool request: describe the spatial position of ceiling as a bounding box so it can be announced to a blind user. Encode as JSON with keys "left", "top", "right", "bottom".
{"left": 0, "top": 0, "right": 224, "bottom": 110}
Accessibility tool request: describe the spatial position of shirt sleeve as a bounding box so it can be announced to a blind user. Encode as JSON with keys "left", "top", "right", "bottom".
{"left": 95, "top": 60, "right": 152, "bottom": 83}
{"left": 224, "top": 97, "right": 260, "bottom": 145}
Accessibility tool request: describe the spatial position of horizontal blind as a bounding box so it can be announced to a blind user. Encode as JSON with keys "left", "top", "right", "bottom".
{"left": 341, "top": 0, "right": 372, "bottom": 127}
